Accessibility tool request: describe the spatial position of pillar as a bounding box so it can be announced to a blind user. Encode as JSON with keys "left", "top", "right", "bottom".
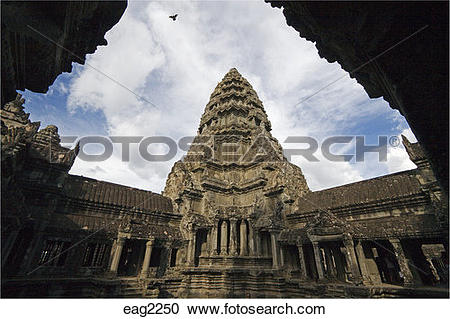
{"left": 187, "top": 232, "right": 196, "bottom": 266}
{"left": 209, "top": 223, "right": 218, "bottom": 256}
{"left": 312, "top": 241, "right": 325, "bottom": 280}
{"left": 279, "top": 245, "right": 285, "bottom": 268}
{"left": 202, "top": 230, "right": 210, "bottom": 256}
{"left": 323, "top": 245, "right": 337, "bottom": 278}
{"left": 140, "top": 239, "right": 154, "bottom": 277}
{"left": 110, "top": 237, "right": 125, "bottom": 273}
{"left": 157, "top": 241, "right": 172, "bottom": 277}
{"left": 230, "top": 218, "right": 238, "bottom": 256}
{"left": 270, "top": 231, "right": 280, "bottom": 268}
{"left": 331, "top": 245, "right": 347, "bottom": 282}
{"left": 239, "top": 220, "right": 248, "bottom": 256}
{"left": 248, "top": 223, "right": 256, "bottom": 256}
{"left": 255, "top": 231, "right": 262, "bottom": 256}
{"left": 354, "top": 241, "right": 373, "bottom": 285}
{"left": 389, "top": 238, "right": 414, "bottom": 286}
{"left": 424, "top": 256, "right": 441, "bottom": 283}
{"left": 220, "top": 221, "right": 228, "bottom": 255}
{"left": 343, "top": 237, "right": 363, "bottom": 284}
{"left": 297, "top": 243, "right": 308, "bottom": 280}
{"left": 108, "top": 239, "right": 117, "bottom": 270}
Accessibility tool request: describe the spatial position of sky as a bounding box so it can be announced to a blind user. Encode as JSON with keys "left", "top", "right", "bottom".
{"left": 20, "top": 0, "right": 417, "bottom": 194}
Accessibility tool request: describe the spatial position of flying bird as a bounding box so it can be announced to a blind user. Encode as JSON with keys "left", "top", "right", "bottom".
{"left": 169, "top": 14, "right": 178, "bottom": 21}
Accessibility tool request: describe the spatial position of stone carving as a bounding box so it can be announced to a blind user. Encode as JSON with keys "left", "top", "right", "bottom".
{"left": 305, "top": 209, "right": 351, "bottom": 238}
{"left": 119, "top": 215, "right": 133, "bottom": 233}
{"left": 180, "top": 213, "right": 210, "bottom": 239}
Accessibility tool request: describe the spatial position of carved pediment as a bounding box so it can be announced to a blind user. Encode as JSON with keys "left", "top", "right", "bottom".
{"left": 254, "top": 199, "right": 284, "bottom": 230}
{"left": 180, "top": 212, "right": 211, "bottom": 238}
{"left": 305, "top": 210, "right": 350, "bottom": 237}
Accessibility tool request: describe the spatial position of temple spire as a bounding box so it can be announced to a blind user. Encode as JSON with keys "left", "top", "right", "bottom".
{"left": 198, "top": 68, "right": 272, "bottom": 136}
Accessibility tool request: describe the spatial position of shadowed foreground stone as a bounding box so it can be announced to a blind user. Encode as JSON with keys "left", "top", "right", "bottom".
{"left": 1, "top": 0, "right": 127, "bottom": 105}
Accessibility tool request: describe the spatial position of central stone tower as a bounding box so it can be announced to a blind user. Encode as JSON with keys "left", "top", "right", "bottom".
{"left": 163, "top": 68, "right": 310, "bottom": 297}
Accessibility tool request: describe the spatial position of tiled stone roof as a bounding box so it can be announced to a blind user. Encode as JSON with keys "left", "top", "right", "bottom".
{"left": 295, "top": 170, "right": 423, "bottom": 214}
{"left": 64, "top": 175, "right": 173, "bottom": 213}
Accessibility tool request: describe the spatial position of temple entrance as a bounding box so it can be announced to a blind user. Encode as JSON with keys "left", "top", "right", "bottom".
{"left": 319, "top": 241, "right": 348, "bottom": 282}
{"left": 117, "top": 239, "right": 145, "bottom": 276}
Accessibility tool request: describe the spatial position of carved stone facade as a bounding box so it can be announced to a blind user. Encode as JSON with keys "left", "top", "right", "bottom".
{"left": 1, "top": 70, "right": 448, "bottom": 298}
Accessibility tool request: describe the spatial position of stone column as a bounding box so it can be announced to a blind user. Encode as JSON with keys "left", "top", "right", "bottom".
{"left": 248, "top": 223, "right": 256, "bottom": 256}
{"left": 330, "top": 245, "right": 346, "bottom": 282}
{"left": 140, "top": 239, "right": 154, "bottom": 278}
{"left": 279, "top": 245, "right": 285, "bottom": 268}
{"left": 209, "top": 223, "right": 218, "bottom": 256}
{"left": 239, "top": 220, "right": 248, "bottom": 256}
{"left": 323, "top": 245, "right": 336, "bottom": 278}
{"left": 255, "top": 231, "right": 262, "bottom": 257}
{"left": 108, "top": 239, "right": 117, "bottom": 269}
{"left": 220, "top": 221, "right": 228, "bottom": 255}
{"left": 424, "top": 256, "right": 440, "bottom": 283}
{"left": 187, "top": 232, "right": 196, "bottom": 266}
{"left": 312, "top": 241, "right": 325, "bottom": 280}
{"left": 296, "top": 243, "right": 308, "bottom": 280}
{"left": 202, "top": 230, "right": 210, "bottom": 257}
{"left": 230, "top": 218, "right": 238, "bottom": 256}
{"left": 157, "top": 242, "right": 172, "bottom": 277}
{"left": 343, "top": 238, "right": 363, "bottom": 284}
{"left": 354, "top": 241, "right": 372, "bottom": 285}
{"left": 270, "top": 231, "right": 280, "bottom": 268}
{"left": 389, "top": 238, "right": 414, "bottom": 286}
{"left": 421, "top": 245, "right": 442, "bottom": 284}
{"left": 110, "top": 237, "right": 125, "bottom": 273}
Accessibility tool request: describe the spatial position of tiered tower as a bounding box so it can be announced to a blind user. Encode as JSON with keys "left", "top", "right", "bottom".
{"left": 164, "top": 68, "right": 310, "bottom": 297}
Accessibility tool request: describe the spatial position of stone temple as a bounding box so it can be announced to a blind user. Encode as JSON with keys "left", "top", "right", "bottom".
{"left": 1, "top": 69, "right": 448, "bottom": 298}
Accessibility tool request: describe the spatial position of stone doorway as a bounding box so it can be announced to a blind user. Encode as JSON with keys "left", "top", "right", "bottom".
{"left": 319, "top": 241, "right": 348, "bottom": 282}
{"left": 117, "top": 239, "right": 145, "bottom": 277}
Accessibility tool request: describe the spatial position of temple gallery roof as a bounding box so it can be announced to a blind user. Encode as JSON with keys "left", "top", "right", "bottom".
{"left": 295, "top": 169, "right": 424, "bottom": 214}
{"left": 64, "top": 175, "right": 173, "bottom": 213}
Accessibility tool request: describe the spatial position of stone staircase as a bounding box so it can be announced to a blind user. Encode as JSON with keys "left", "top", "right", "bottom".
{"left": 119, "top": 278, "right": 144, "bottom": 297}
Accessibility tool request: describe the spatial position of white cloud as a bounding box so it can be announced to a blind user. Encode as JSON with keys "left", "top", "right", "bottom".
{"left": 291, "top": 152, "right": 364, "bottom": 191}
{"left": 65, "top": 0, "right": 415, "bottom": 194}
